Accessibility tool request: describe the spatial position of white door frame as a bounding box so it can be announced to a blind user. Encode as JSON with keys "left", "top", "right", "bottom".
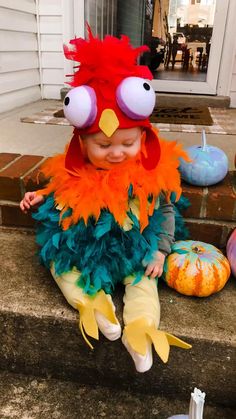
{"left": 73, "top": 0, "right": 85, "bottom": 38}
{"left": 151, "top": 0, "right": 229, "bottom": 95}
{"left": 64, "top": 0, "right": 235, "bottom": 97}
{"left": 216, "top": 0, "right": 236, "bottom": 96}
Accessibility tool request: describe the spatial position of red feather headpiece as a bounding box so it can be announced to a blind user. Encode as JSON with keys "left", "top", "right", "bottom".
{"left": 63, "top": 25, "right": 161, "bottom": 171}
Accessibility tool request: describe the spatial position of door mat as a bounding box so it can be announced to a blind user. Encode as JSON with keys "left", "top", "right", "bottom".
{"left": 21, "top": 106, "right": 236, "bottom": 135}
{"left": 150, "top": 106, "right": 213, "bottom": 125}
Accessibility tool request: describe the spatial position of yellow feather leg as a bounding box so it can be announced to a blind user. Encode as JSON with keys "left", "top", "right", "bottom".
{"left": 165, "top": 333, "right": 192, "bottom": 350}
{"left": 147, "top": 328, "right": 170, "bottom": 363}
{"left": 77, "top": 300, "right": 99, "bottom": 340}
{"left": 77, "top": 290, "right": 118, "bottom": 349}
{"left": 79, "top": 318, "right": 94, "bottom": 350}
{"left": 124, "top": 319, "right": 149, "bottom": 356}
{"left": 93, "top": 290, "right": 118, "bottom": 325}
{"left": 124, "top": 318, "right": 191, "bottom": 364}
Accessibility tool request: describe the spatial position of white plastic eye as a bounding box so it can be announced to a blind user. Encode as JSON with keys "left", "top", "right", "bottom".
{"left": 63, "top": 86, "right": 97, "bottom": 128}
{"left": 116, "top": 77, "right": 155, "bottom": 119}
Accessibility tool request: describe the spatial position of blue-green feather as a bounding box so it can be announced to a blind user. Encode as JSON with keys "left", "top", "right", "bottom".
{"left": 33, "top": 193, "right": 190, "bottom": 295}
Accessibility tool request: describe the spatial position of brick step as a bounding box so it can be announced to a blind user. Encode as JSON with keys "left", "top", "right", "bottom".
{"left": 0, "top": 370, "right": 235, "bottom": 419}
{"left": 0, "top": 228, "right": 235, "bottom": 408}
{"left": 0, "top": 153, "right": 235, "bottom": 248}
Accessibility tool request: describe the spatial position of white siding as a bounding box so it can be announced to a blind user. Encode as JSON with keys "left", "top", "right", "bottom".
{"left": 38, "top": 0, "right": 81, "bottom": 99}
{"left": 0, "top": 0, "right": 79, "bottom": 107}
{"left": 0, "top": 1, "right": 41, "bottom": 113}
{"left": 229, "top": 56, "right": 236, "bottom": 107}
{"left": 38, "top": 0, "right": 65, "bottom": 99}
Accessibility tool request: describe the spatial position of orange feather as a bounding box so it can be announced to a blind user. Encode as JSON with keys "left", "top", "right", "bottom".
{"left": 37, "top": 131, "right": 190, "bottom": 231}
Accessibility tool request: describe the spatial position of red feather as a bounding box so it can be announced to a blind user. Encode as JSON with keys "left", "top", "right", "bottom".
{"left": 63, "top": 26, "right": 152, "bottom": 89}
{"left": 63, "top": 26, "right": 160, "bottom": 171}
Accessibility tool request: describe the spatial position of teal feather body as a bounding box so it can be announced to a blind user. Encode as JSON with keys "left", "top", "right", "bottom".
{"left": 33, "top": 193, "right": 190, "bottom": 295}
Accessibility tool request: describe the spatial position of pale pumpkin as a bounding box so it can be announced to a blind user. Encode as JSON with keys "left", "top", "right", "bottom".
{"left": 179, "top": 130, "right": 228, "bottom": 186}
{"left": 226, "top": 229, "right": 236, "bottom": 277}
{"left": 164, "top": 240, "right": 231, "bottom": 297}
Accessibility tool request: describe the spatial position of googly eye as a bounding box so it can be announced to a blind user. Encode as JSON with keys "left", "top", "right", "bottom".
{"left": 116, "top": 77, "right": 155, "bottom": 120}
{"left": 63, "top": 86, "right": 97, "bottom": 128}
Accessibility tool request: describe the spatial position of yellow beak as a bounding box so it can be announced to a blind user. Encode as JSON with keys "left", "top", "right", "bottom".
{"left": 98, "top": 109, "right": 119, "bottom": 137}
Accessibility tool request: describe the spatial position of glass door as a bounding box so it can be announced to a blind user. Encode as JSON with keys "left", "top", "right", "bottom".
{"left": 83, "top": 0, "right": 117, "bottom": 38}
{"left": 139, "top": 0, "right": 229, "bottom": 94}
{"left": 80, "top": 0, "right": 229, "bottom": 95}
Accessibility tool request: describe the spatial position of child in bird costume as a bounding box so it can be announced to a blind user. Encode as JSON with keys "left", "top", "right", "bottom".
{"left": 20, "top": 27, "right": 191, "bottom": 372}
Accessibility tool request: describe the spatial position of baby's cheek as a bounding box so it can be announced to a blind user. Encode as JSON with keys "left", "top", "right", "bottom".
{"left": 130, "top": 144, "right": 141, "bottom": 157}
{"left": 89, "top": 147, "right": 105, "bottom": 161}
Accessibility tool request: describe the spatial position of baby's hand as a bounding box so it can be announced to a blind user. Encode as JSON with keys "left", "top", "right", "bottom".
{"left": 20, "top": 192, "right": 44, "bottom": 214}
{"left": 144, "top": 251, "right": 166, "bottom": 279}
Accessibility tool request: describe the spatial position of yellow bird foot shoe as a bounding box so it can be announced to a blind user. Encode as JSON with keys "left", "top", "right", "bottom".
{"left": 123, "top": 317, "right": 192, "bottom": 371}
{"left": 122, "top": 333, "right": 153, "bottom": 373}
{"left": 77, "top": 290, "right": 121, "bottom": 349}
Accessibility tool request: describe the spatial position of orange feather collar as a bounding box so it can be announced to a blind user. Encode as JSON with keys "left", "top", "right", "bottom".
{"left": 37, "top": 136, "right": 189, "bottom": 231}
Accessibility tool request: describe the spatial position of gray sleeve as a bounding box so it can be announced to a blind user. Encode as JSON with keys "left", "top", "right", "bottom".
{"left": 157, "top": 195, "right": 175, "bottom": 256}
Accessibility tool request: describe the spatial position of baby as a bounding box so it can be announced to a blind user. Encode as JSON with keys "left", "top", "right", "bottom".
{"left": 20, "top": 29, "right": 190, "bottom": 372}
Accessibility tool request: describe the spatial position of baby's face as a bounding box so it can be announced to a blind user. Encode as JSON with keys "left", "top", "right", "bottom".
{"left": 82, "top": 127, "right": 142, "bottom": 169}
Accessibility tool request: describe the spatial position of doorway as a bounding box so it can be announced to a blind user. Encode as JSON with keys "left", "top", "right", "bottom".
{"left": 81, "top": 0, "right": 229, "bottom": 95}
{"left": 116, "top": 0, "right": 229, "bottom": 94}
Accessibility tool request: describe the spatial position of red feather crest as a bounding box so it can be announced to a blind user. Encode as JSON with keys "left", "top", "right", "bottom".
{"left": 63, "top": 25, "right": 152, "bottom": 88}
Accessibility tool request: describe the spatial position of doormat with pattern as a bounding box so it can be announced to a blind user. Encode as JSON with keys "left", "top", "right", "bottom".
{"left": 150, "top": 106, "right": 213, "bottom": 125}
{"left": 21, "top": 106, "right": 236, "bottom": 135}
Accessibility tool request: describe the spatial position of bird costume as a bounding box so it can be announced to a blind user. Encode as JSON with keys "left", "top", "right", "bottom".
{"left": 34, "top": 27, "right": 191, "bottom": 372}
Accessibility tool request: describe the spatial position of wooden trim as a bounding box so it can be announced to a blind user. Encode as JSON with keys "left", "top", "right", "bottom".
{"left": 38, "top": 0, "right": 62, "bottom": 16}
{"left": 42, "top": 68, "right": 64, "bottom": 84}
{"left": 206, "top": 0, "right": 229, "bottom": 93}
{"left": 151, "top": 80, "right": 215, "bottom": 95}
{"left": 39, "top": 15, "right": 62, "bottom": 35}
{"left": 73, "top": 0, "right": 85, "bottom": 38}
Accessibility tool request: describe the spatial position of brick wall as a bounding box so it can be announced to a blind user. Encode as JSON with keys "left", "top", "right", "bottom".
{"left": 0, "top": 152, "right": 235, "bottom": 249}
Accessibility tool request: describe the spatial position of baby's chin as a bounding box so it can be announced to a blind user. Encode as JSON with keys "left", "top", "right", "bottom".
{"left": 97, "top": 162, "right": 125, "bottom": 170}
{"left": 89, "top": 154, "right": 139, "bottom": 169}
{"left": 92, "top": 159, "right": 127, "bottom": 169}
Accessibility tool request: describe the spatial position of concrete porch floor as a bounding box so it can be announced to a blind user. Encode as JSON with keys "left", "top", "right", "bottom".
{"left": 0, "top": 99, "right": 235, "bottom": 169}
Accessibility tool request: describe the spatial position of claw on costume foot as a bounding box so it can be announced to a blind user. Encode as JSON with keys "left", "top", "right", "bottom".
{"left": 123, "top": 318, "right": 191, "bottom": 364}
{"left": 77, "top": 290, "right": 120, "bottom": 349}
{"left": 122, "top": 333, "right": 153, "bottom": 373}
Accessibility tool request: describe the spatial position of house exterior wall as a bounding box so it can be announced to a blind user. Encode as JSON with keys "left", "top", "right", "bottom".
{"left": 0, "top": 0, "right": 41, "bottom": 113}
{"left": 39, "top": 0, "right": 82, "bottom": 99}
{"left": 229, "top": 56, "right": 236, "bottom": 107}
{"left": 0, "top": 0, "right": 236, "bottom": 111}
{"left": 39, "top": 0, "right": 65, "bottom": 99}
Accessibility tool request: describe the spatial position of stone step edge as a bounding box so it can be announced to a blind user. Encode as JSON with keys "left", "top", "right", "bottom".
{"left": 1, "top": 302, "right": 234, "bottom": 347}
{"left": 1, "top": 370, "right": 234, "bottom": 419}
{"left": 0, "top": 229, "right": 235, "bottom": 407}
{"left": 1, "top": 308, "right": 235, "bottom": 409}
